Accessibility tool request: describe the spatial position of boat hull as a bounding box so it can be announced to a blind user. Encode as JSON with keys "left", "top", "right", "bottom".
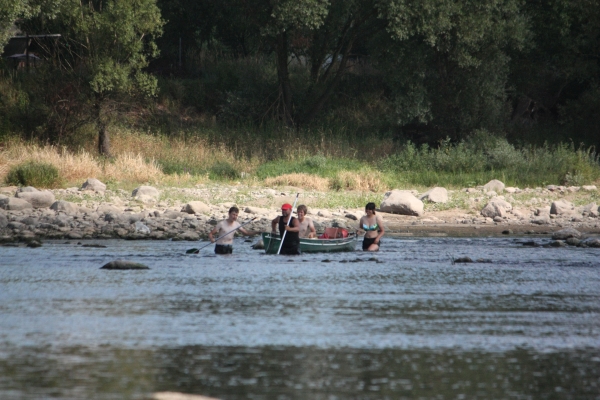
{"left": 262, "top": 232, "right": 357, "bottom": 254}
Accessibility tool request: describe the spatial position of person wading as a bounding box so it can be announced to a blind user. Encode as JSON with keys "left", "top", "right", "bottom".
{"left": 209, "top": 206, "right": 258, "bottom": 254}
{"left": 271, "top": 203, "right": 301, "bottom": 255}
{"left": 358, "top": 202, "right": 385, "bottom": 251}
{"left": 296, "top": 204, "right": 316, "bottom": 239}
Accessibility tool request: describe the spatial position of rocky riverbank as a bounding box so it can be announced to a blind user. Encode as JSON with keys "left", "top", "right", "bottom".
{"left": 1, "top": 178, "right": 599, "bottom": 247}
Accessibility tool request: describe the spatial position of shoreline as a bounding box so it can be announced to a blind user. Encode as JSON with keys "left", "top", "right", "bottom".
{"left": 1, "top": 182, "right": 599, "bottom": 244}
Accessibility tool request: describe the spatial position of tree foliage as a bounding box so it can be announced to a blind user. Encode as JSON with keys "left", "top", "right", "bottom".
{"left": 3, "top": 0, "right": 600, "bottom": 152}
{"left": 15, "top": 0, "right": 163, "bottom": 155}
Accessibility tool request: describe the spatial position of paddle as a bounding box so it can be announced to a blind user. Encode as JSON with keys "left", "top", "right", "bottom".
{"left": 186, "top": 217, "right": 257, "bottom": 254}
{"left": 276, "top": 193, "right": 300, "bottom": 255}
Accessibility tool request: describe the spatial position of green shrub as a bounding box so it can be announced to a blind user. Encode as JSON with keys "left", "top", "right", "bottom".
{"left": 6, "top": 162, "right": 61, "bottom": 188}
{"left": 158, "top": 159, "right": 206, "bottom": 176}
{"left": 209, "top": 161, "right": 238, "bottom": 180}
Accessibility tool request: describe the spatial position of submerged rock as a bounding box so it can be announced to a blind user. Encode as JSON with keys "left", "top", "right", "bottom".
{"left": 552, "top": 228, "right": 582, "bottom": 240}
{"left": 100, "top": 260, "right": 149, "bottom": 270}
{"left": 453, "top": 257, "right": 473, "bottom": 263}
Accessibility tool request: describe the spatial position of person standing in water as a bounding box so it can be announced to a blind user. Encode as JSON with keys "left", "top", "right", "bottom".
{"left": 209, "top": 206, "right": 258, "bottom": 254}
{"left": 296, "top": 204, "right": 316, "bottom": 238}
{"left": 358, "top": 202, "right": 384, "bottom": 251}
{"left": 271, "top": 203, "right": 301, "bottom": 255}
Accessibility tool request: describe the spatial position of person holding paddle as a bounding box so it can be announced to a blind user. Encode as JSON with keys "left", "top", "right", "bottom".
{"left": 358, "top": 202, "right": 384, "bottom": 251}
{"left": 209, "top": 206, "right": 258, "bottom": 254}
{"left": 271, "top": 203, "right": 301, "bottom": 255}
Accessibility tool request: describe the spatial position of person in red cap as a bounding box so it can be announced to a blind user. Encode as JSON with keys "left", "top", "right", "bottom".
{"left": 271, "top": 203, "right": 301, "bottom": 255}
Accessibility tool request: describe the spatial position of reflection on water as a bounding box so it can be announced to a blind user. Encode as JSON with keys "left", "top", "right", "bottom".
{"left": 1, "top": 237, "right": 599, "bottom": 399}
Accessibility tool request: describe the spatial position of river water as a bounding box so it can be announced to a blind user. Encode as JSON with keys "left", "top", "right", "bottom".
{"left": 1, "top": 236, "right": 599, "bottom": 399}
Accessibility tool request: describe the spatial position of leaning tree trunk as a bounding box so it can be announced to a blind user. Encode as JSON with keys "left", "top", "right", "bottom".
{"left": 95, "top": 101, "right": 111, "bottom": 157}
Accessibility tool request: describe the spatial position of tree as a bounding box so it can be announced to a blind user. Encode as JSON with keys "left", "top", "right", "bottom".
{"left": 0, "top": 0, "right": 34, "bottom": 47}
{"left": 19, "top": 0, "right": 163, "bottom": 156}
{"left": 374, "top": 0, "right": 528, "bottom": 143}
{"left": 508, "top": 0, "right": 600, "bottom": 147}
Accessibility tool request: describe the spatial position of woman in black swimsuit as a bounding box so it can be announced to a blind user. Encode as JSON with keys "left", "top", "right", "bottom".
{"left": 358, "top": 202, "right": 384, "bottom": 251}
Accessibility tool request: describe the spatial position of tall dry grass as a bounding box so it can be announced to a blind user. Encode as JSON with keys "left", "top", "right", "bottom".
{"left": 332, "top": 170, "right": 386, "bottom": 192}
{"left": 264, "top": 173, "right": 330, "bottom": 191}
{"left": 263, "top": 171, "right": 387, "bottom": 192}
{"left": 0, "top": 139, "right": 164, "bottom": 186}
{"left": 110, "top": 128, "right": 259, "bottom": 175}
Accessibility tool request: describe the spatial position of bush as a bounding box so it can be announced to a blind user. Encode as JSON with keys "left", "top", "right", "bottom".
{"left": 6, "top": 162, "right": 61, "bottom": 188}
{"left": 209, "top": 161, "right": 238, "bottom": 180}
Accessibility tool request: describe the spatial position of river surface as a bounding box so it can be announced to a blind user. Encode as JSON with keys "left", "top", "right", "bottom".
{"left": 1, "top": 236, "right": 599, "bottom": 399}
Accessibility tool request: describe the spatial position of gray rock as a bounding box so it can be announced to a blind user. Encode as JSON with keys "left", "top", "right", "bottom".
{"left": 317, "top": 209, "right": 332, "bottom": 217}
{"left": 565, "top": 237, "right": 581, "bottom": 246}
{"left": 67, "top": 232, "right": 83, "bottom": 239}
{"left": 0, "top": 186, "right": 18, "bottom": 195}
{"left": 243, "top": 206, "right": 271, "bottom": 215}
{"left": 481, "top": 198, "right": 512, "bottom": 218}
{"left": 177, "top": 231, "right": 200, "bottom": 241}
{"left": 532, "top": 216, "right": 551, "bottom": 225}
{"left": 21, "top": 217, "right": 38, "bottom": 226}
{"left": 53, "top": 216, "right": 70, "bottom": 227}
{"left": 134, "top": 221, "right": 151, "bottom": 234}
{"left": 550, "top": 199, "right": 574, "bottom": 215}
{"left": 124, "top": 213, "right": 144, "bottom": 224}
{"left": 453, "top": 257, "right": 473, "bottom": 263}
{"left": 7, "top": 221, "right": 25, "bottom": 230}
{"left": 50, "top": 200, "right": 79, "bottom": 214}
{"left": 535, "top": 206, "right": 551, "bottom": 216}
{"left": 163, "top": 211, "right": 187, "bottom": 219}
{"left": 549, "top": 240, "right": 567, "bottom": 247}
{"left": 100, "top": 260, "right": 150, "bottom": 270}
{"left": 81, "top": 178, "right": 106, "bottom": 192}
{"left": 15, "top": 190, "right": 55, "bottom": 208}
{"left": 0, "top": 197, "right": 33, "bottom": 211}
{"left": 419, "top": 187, "right": 448, "bottom": 203}
{"left": 26, "top": 240, "right": 42, "bottom": 248}
{"left": 182, "top": 201, "right": 211, "bottom": 214}
{"left": 380, "top": 189, "right": 424, "bottom": 216}
{"left": 582, "top": 238, "right": 600, "bottom": 248}
{"left": 97, "top": 204, "right": 122, "bottom": 214}
{"left": 132, "top": 186, "right": 160, "bottom": 203}
{"left": 483, "top": 179, "right": 505, "bottom": 193}
{"left": 552, "top": 227, "right": 582, "bottom": 240}
{"left": 581, "top": 185, "right": 597, "bottom": 191}
{"left": 17, "top": 186, "right": 39, "bottom": 193}
{"left": 580, "top": 203, "right": 599, "bottom": 218}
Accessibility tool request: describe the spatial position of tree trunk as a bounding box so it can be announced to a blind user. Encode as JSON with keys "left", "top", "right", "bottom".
{"left": 302, "top": 38, "right": 355, "bottom": 127}
{"left": 95, "top": 102, "right": 111, "bottom": 157}
{"left": 275, "top": 32, "right": 294, "bottom": 126}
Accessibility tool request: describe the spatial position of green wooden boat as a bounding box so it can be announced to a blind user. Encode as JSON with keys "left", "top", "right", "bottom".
{"left": 262, "top": 231, "right": 357, "bottom": 254}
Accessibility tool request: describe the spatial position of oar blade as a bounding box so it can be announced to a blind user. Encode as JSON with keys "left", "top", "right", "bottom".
{"left": 185, "top": 248, "right": 199, "bottom": 254}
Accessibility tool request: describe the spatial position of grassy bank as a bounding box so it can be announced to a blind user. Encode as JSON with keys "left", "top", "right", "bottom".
{"left": 1, "top": 126, "right": 599, "bottom": 192}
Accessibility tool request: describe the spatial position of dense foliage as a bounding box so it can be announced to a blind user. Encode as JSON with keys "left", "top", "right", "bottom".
{"left": 1, "top": 0, "right": 599, "bottom": 153}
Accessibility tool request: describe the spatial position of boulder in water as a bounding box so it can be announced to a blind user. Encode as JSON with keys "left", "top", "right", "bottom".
{"left": 100, "top": 260, "right": 149, "bottom": 270}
